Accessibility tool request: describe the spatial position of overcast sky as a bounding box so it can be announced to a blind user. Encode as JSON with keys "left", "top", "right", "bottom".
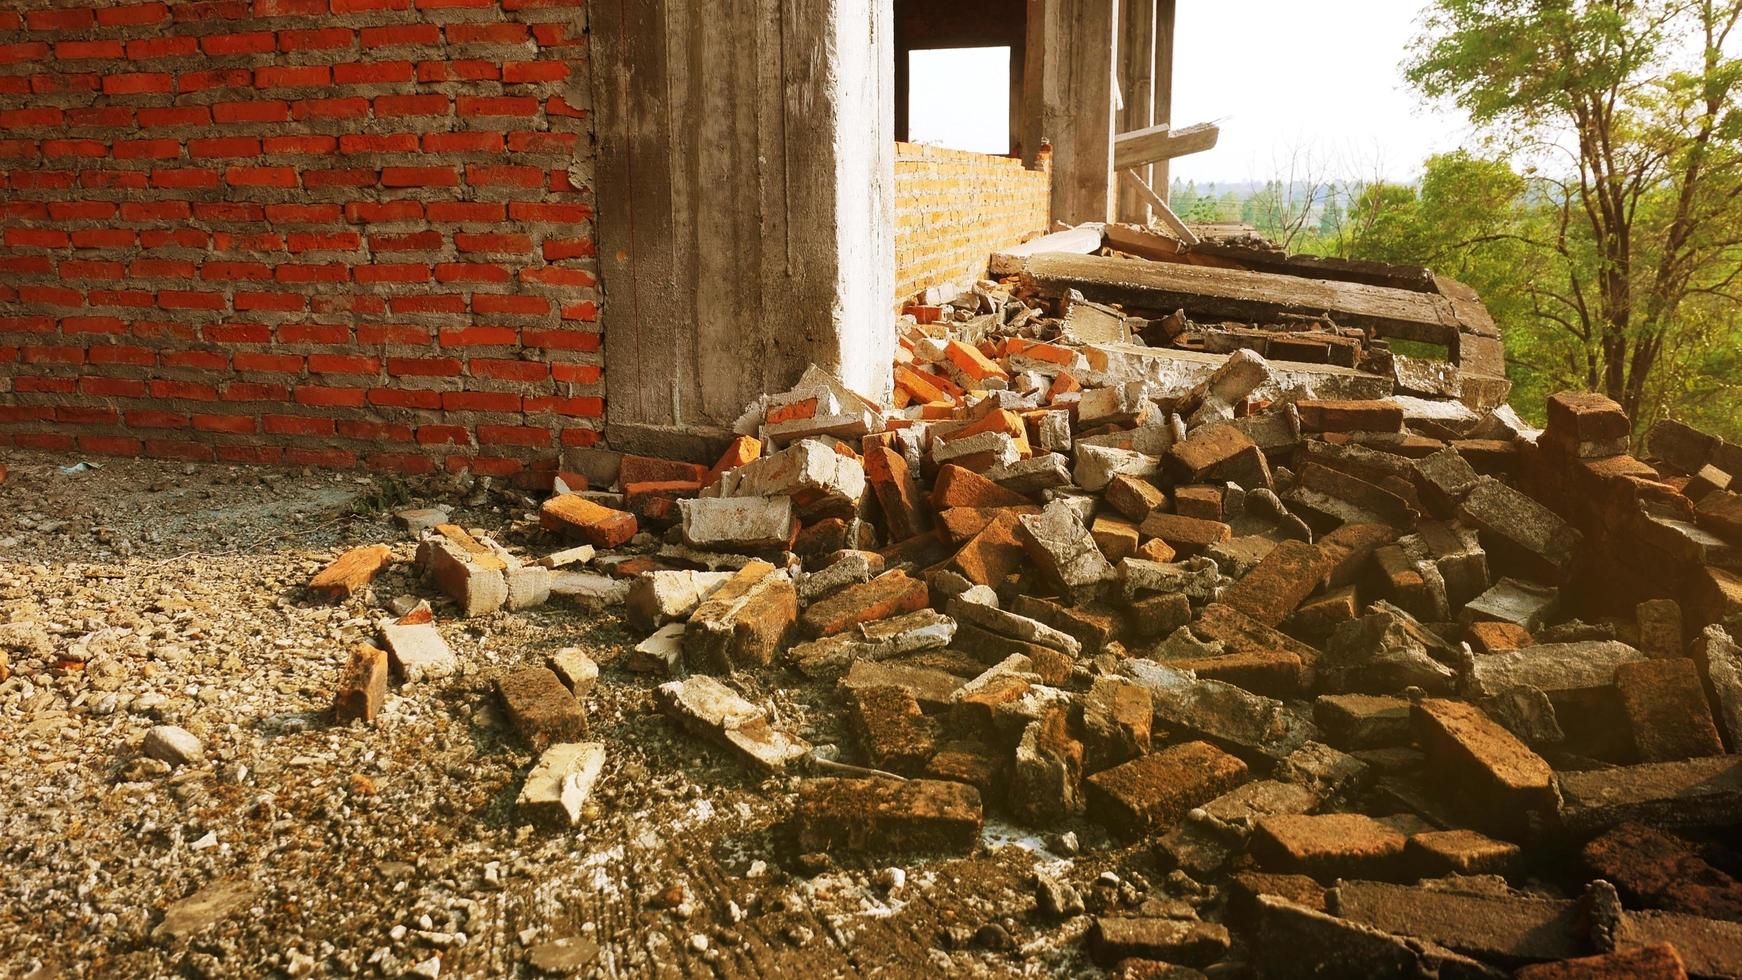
{"left": 906, "top": 0, "right": 1475, "bottom": 184}
{"left": 1170, "top": 0, "right": 1473, "bottom": 184}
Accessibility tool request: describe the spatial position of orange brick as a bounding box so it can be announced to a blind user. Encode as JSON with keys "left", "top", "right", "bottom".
{"left": 308, "top": 543, "right": 393, "bottom": 598}
{"left": 706, "top": 435, "right": 761, "bottom": 485}
{"left": 944, "top": 339, "right": 1009, "bottom": 383}
{"left": 540, "top": 494, "right": 638, "bottom": 548}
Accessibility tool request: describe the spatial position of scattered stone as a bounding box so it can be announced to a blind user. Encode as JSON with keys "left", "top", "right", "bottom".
{"left": 1087, "top": 917, "right": 1231, "bottom": 969}
{"left": 153, "top": 879, "right": 260, "bottom": 942}
{"left": 546, "top": 648, "right": 599, "bottom": 696}
{"left": 142, "top": 725, "right": 203, "bottom": 767}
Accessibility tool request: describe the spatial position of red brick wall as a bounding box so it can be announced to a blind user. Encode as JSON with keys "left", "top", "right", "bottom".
{"left": 893, "top": 141, "right": 1049, "bottom": 305}
{"left": 0, "top": 0, "right": 599, "bottom": 480}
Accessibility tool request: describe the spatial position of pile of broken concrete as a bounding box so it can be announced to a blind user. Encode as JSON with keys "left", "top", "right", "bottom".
{"left": 316, "top": 272, "right": 1742, "bottom": 976}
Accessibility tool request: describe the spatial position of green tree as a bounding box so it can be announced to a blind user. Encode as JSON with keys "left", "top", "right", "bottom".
{"left": 1405, "top": 0, "right": 1742, "bottom": 428}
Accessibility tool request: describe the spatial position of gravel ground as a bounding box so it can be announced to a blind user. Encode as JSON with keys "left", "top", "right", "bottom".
{"left": 0, "top": 451, "right": 1159, "bottom": 979}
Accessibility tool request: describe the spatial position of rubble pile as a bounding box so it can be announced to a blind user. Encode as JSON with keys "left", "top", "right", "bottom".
{"left": 309, "top": 239, "right": 1742, "bottom": 976}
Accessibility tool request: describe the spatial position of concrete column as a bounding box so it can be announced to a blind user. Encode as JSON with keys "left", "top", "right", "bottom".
{"left": 590, "top": 0, "right": 894, "bottom": 460}
{"left": 1034, "top": 0, "right": 1119, "bottom": 226}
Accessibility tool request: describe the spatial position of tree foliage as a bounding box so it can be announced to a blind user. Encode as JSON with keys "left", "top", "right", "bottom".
{"left": 1396, "top": 0, "right": 1742, "bottom": 430}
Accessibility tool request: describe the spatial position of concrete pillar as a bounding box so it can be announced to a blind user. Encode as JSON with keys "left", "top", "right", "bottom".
{"left": 1115, "top": 0, "right": 1157, "bottom": 224}
{"left": 1033, "top": 0, "right": 1119, "bottom": 226}
{"left": 590, "top": 0, "right": 894, "bottom": 460}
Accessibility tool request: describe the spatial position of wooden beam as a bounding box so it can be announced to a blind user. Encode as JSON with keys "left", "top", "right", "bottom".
{"left": 1019, "top": 253, "right": 1467, "bottom": 348}
{"left": 1039, "top": 0, "right": 1118, "bottom": 225}
{"left": 988, "top": 223, "right": 1105, "bottom": 276}
{"left": 1113, "top": 121, "right": 1219, "bottom": 171}
{"left": 1117, "top": 170, "right": 1197, "bottom": 245}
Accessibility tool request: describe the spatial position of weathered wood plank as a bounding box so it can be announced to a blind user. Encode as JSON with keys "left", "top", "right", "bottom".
{"left": 1112, "top": 121, "right": 1219, "bottom": 170}
{"left": 1117, "top": 170, "right": 1197, "bottom": 245}
{"left": 1020, "top": 253, "right": 1465, "bottom": 346}
{"left": 1103, "top": 221, "right": 1188, "bottom": 261}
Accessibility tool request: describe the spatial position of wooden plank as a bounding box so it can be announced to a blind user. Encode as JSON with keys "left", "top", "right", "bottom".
{"left": 1112, "top": 120, "right": 1219, "bottom": 171}
{"left": 1103, "top": 222, "right": 1187, "bottom": 261}
{"left": 1020, "top": 253, "right": 1465, "bottom": 347}
{"left": 1117, "top": 170, "right": 1197, "bottom": 245}
{"left": 988, "top": 223, "right": 1105, "bottom": 276}
{"left": 1040, "top": 0, "right": 1118, "bottom": 224}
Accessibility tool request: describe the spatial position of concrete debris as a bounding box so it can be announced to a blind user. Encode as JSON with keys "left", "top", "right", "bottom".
{"left": 51, "top": 242, "right": 1742, "bottom": 976}
{"left": 517, "top": 742, "right": 606, "bottom": 827}
{"left": 656, "top": 675, "right": 810, "bottom": 772}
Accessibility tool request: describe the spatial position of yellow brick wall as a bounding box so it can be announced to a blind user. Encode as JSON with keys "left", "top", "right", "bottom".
{"left": 892, "top": 142, "right": 1051, "bottom": 306}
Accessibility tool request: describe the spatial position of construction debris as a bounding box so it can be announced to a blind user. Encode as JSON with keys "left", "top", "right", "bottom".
{"left": 41, "top": 230, "right": 1742, "bottom": 976}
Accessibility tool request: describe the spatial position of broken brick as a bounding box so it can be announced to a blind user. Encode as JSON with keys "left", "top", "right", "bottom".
{"left": 332, "top": 643, "right": 388, "bottom": 723}
{"left": 1251, "top": 812, "right": 1407, "bottom": 879}
{"left": 1218, "top": 539, "right": 1331, "bottom": 627}
{"left": 497, "top": 666, "right": 588, "bottom": 750}
{"left": 1085, "top": 740, "right": 1248, "bottom": 837}
{"left": 308, "top": 543, "right": 393, "bottom": 599}
{"left": 864, "top": 443, "right": 930, "bottom": 543}
{"left": 541, "top": 494, "right": 639, "bottom": 549}
{"left": 1296, "top": 399, "right": 1403, "bottom": 433}
{"left": 794, "top": 777, "right": 983, "bottom": 854}
{"left": 800, "top": 569, "right": 929, "bottom": 637}
{"left": 1138, "top": 512, "right": 1231, "bottom": 556}
{"left": 1615, "top": 658, "right": 1725, "bottom": 762}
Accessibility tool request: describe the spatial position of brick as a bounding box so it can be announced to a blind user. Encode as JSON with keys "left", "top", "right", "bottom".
{"left": 1412, "top": 698, "right": 1554, "bottom": 834}
{"left": 540, "top": 494, "right": 638, "bottom": 549}
{"left": 1252, "top": 812, "right": 1408, "bottom": 879}
{"left": 683, "top": 561, "right": 797, "bottom": 671}
{"left": 943, "top": 339, "right": 1007, "bottom": 383}
{"left": 415, "top": 526, "right": 509, "bottom": 617}
{"left": 847, "top": 685, "right": 940, "bottom": 775}
{"left": 1085, "top": 740, "right": 1248, "bottom": 837}
{"left": 1615, "top": 658, "right": 1725, "bottom": 762}
{"left": 1089, "top": 515, "right": 1140, "bottom": 563}
{"left": 497, "top": 667, "right": 587, "bottom": 750}
{"left": 307, "top": 543, "right": 392, "bottom": 599}
{"left": 657, "top": 674, "right": 810, "bottom": 770}
{"left": 1218, "top": 539, "right": 1332, "bottom": 626}
{"left": 1583, "top": 823, "right": 1742, "bottom": 922}
{"left": 706, "top": 435, "right": 761, "bottom": 485}
{"left": 800, "top": 570, "right": 929, "bottom": 638}
{"left": 677, "top": 496, "right": 796, "bottom": 553}
{"left": 1166, "top": 424, "right": 1261, "bottom": 483}
{"left": 1017, "top": 499, "right": 1115, "bottom": 599}
{"left": 1406, "top": 828, "right": 1520, "bottom": 875}
{"left": 1138, "top": 512, "right": 1231, "bottom": 556}
{"left": 379, "top": 620, "right": 458, "bottom": 683}
{"left": 1087, "top": 918, "right": 1231, "bottom": 970}
{"left": 1296, "top": 399, "right": 1404, "bottom": 432}
{"left": 942, "top": 510, "right": 1027, "bottom": 587}
{"left": 1467, "top": 620, "right": 1532, "bottom": 653}
{"left": 864, "top": 444, "right": 929, "bottom": 542}
{"left": 794, "top": 778, "right": 982, "bottom": 854}
{"left": 929, "top": 463, "right": 1031, "bottom": 510}
{"left": 332, "top": 643, "right": 388, "bottom": 723}
{"left": 1104, "top": 472, "right": 1166, "bottom": 522}
{"left": 1513, "top": 945, "right": 1687, "bottom": 980}
{"left": 517, "top": 742, "right": 606, "bottom": 828}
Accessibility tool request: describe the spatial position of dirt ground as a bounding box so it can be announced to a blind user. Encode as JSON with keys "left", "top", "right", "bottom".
{"left": 0, "top": 450, "right": 1169, "bottom": 979}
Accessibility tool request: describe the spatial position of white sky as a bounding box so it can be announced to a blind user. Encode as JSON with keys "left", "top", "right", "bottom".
{"left": 907, "top": 1, "right": 1475, "bottom": 183}
{"left": 1171, "top": 0, "right": 1473, "bottom": 184}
